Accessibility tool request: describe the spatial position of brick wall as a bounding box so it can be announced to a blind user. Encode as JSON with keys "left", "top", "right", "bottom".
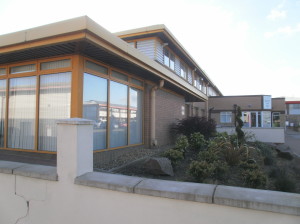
{"left": 155, "top": 88, "right": 185, "bottom": 146}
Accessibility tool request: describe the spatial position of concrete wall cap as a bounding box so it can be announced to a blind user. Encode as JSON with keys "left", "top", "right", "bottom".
{"left": 134, "top": 178, "right": 215, "bottom": 203}
{"left": 214, "top": 185, "right": 300, "bottom": 216}
{"left": 13, "top": 163, "right": 57, "bottom": 181}
{"left": 75, "top": 172, "right": 144, "bottom": 193}
{"left": 56, "top": 118, "right": 95, "bottom": 125}
{"left": 0, "top": 160, "right": 26, "bottom": 174}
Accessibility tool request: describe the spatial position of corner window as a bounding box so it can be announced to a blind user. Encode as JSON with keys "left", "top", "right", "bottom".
{"left": 220, "top": 112, "right": 232, "bottom": 123}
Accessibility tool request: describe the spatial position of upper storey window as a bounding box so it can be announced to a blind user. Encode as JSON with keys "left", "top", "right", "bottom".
{"left": 180, "top": 62, "right": 187, "bottom": 79}
{"left": 163, "top": 48, "right": 175, "bottom": 70}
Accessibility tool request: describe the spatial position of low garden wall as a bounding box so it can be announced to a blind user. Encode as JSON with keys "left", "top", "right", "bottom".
{"left": 0, "top": 119, "right": 299, "bottom": 224}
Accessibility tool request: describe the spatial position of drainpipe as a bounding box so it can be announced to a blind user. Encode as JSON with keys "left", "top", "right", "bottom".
{"left": 151, "top": 80, "right": 164, "bottom": 147}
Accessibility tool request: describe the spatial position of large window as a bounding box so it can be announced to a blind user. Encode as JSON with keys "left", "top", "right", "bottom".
{"left": 83, "top": 61, "right": 144, "bottom": 151}
{"left": 180, "top": 62, "right": 187, "bottom": 79}
{"left": 289, "top": 104, "right": 300, "bottom": 115}
{"left": 0, "top": 57, "right": 72, "bottom": 152}
{"left": 0, "top": 80, "right": 6, "bottom": 147}
{"left": 220, "top": 112, "right": 232, "bottom": 123}
{"left": 130, "top": 88, "right": 143, "bottom": 144}
{"left": 83, "top": 73, "right": 108, "bottom": 150}
{"left": 8, "top": 76, "right": 36, "bottom": 149}
{"left": 39, "top": 72, "right": 71, "bottom": 151}
{"left": 110, "top": 81, "right": 128, "bottom": 148}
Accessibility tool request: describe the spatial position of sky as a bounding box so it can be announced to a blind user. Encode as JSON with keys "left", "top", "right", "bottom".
{"left": 0, "top": 0, "right": 299, "bottom": 98}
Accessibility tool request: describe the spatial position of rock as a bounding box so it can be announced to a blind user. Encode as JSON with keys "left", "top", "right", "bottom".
{"left": 143, "top": 157, "right": 174, "bottom": 176}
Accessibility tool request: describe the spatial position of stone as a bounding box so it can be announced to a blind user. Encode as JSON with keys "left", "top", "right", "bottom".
{"left": 143, "top": 157, "right": 174, "bottom": 176}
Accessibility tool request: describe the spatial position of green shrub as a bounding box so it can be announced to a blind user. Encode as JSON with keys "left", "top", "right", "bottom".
{"left": 173, "top": 116, "right": 216, "bottom": 139}
{"left": 269, "top": 168, "right": 296, "bottom": 192}
{"left": 222, "top": 144, "right": 242, "bottom": 166}
{"left": 188, "top": 161, "right": 214, "bottom": 182}
{"left": 188, "top": 160, "right": 228, "bottom": 182}
{"left": 189, "top": 132, "right": 207, "bottom": 151}
{"left": 174, "top": 135, "right": 189, "bottom": 152}
{"left": 164, "top": 149, "right": 184, "bottom": 166}
{"left": 240, "top": 161, "right": 260, "bottom": 171}
{"left": 274, "top": 176, "right": 296, "bottom": 193}
{"left": 243, "top": 169, "right": 267, "bottom": 189}
{"left": 198, "top": 149, "right": 220, "bottom": 163}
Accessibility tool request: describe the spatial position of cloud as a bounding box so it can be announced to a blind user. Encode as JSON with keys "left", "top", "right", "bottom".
{"left": 267, "top": 9, "right": 286, "bottom": 20}
{"left": 264, "top": 23, "right": 300, "bottom": 38}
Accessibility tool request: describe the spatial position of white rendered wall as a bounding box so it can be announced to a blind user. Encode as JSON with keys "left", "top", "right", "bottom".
{"left": 0, "top": 119, "right": 298, "bottom": 224}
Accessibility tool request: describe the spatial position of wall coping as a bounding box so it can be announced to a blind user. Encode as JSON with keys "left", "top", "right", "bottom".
{"left": 0, "top": 160, "right": 57, "bottom": 181}
{"left": 0, "top": 160, "right": 299, "bottom": 216}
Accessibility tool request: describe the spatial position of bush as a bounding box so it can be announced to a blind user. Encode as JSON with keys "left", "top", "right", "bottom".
{"left": 189, "top": 132, "right": 207, "bottom": 151}
{"left": 269, "top": 168, "right": 296, "bottom": 192}
{"left": 164, "top": 149, "right": 184, "bottom": 166}
{"left": 243, "top": 169, "right": 267, "bottom": 189}
{"left": 174, "top": 135, "right": 189, "bottom": 152}
{"left": 173, "top": 116, "right": 216, "bottom": 139}
{"left": 274, "top": 176, "right": 296, "bottom": 193}
{"left": 198, "top": 149, "right": 220, "bottom": 163}
{"left": 189, "top": 160, "right": 228, "bottom": 182}
{"left": 188, "top": 161, "right": 214, "bottom": 182}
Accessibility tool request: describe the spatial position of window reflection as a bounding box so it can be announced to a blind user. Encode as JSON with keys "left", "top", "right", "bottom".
{"left": 83, "top": 73, "right": 107, "bottom": 150}
{"left": 130, "top": 88, "right": 142, "bottom": 144}
{"left": 110, "top": 81, "right": 128, "bottom": 148}
{"left": 8, "top": 76, "right": 36, "bottom": 149}
{"left": 39, "top": 72, "right": 71, "bottom": 151}
{"left": 0, "top": 80, "right": 6, "bottom": 147}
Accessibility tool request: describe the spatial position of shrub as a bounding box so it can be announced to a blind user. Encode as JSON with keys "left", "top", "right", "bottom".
{"left": 243, "top": 169, "right": 267, "bottom": 189}
{"left": 269, "top": 168, "right": 296, "bottom": 193}
{"left": 188, "top": 161, "right": 214, "bottom": 182}
{"left": 189, "top": 160, "right": 228, "bottom": 182}
{"left": 235, "top": 106, "right": 245, "bottom": 145}
{"left": 198, "top": 149, "right": 220, "bottom": 163}
{"left": 164, "top": 149, "right": 184, "bottom": 166}
{"left": 189, "top": 132, "right": 207, "bottom": 151}
{"left": 174, "top": 135, "right": 189, "bottom": 152}
{"left": 274, "top": 176, "right": 296, "bottom": 193}
{"left": 173, "top": 116, "right": 216, "bottom": 139}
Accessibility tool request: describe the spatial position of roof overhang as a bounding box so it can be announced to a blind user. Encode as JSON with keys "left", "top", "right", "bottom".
{"left": 0, "top": 16, "right": 207, "bottom": 102}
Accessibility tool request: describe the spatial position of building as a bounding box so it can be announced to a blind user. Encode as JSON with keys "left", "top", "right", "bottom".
{"left": 285, "top": 97, "right": 300, "bottom": 130}
{"left": 209, "top": 95, "right": 285, "bottom": 128}
{"left": 0, "top": 16, "right": 221, "bottom": 161}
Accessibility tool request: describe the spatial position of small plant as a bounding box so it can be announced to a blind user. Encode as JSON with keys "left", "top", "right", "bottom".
{"left": 174, "top": 135, "right": 189, "bottom": 152}
{"left": 188, "top": 161, "right": 214, "bottom": 182}
{"left": 173, "top": 116, "right": 216, "bottom": 139}
{"left": 235, "top": 106, "right": 245, "bottom": 146}
{"left": 189, "top": 132, "right": 207, "bottom": 151}
{"left": 269, "top": 168, "right": 296, "bottom": 193}
{"left": 189, "top": 160, "right": 228, "bottom": 182}
{"left": 243, "top": 169, "right": 267, "bottom": 189}
{"left": 164, "top": 149, "right": 184, "bottom": 166}
{"left": 198, "top": 149, "right": 220, "bottom": 163}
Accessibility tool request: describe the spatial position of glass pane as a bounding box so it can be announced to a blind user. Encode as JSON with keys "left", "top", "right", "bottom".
{"left": 39, "top": 72, "right": 71, "bottom": 151}
{"left": 86, "top": 61, "right": 108, "bottom": 75}
{"left": 0, "top": 80, "right": 6, "bottom": 147}
{"left": 110, "top": 81, "right": 128, "bottom": 148}
{"left": 41, "top": 59, "right": 71, "bottom": 70}
{"left": 170, "top": 54, "right": 175, "bottom": 70}
{"left": 163, "top": 48, "right": 170, "bottom": 66}
{"left": 130, "top": 88, "right": 143, "bottom": 144}
{"left": 83, "top": 73, "right": 108, "bottom": 150}
{"left": 0, "top": 68, "right": 6, "bottom": 76}
{"left": 111, "top": 71, "right": 128, "bottom": 82}
{"left": 130, "top": 78, "right": 143, "bottom": 87}
{"left": 10, "top": 64, "right": 36, "bottom": 74}
{"left": 8, "top": 76, "right": 36, "bottom": 149}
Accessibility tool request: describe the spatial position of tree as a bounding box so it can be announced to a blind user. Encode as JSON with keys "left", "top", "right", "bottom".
{"left": 235, "top": 106, "right": 245, "bottom": 145}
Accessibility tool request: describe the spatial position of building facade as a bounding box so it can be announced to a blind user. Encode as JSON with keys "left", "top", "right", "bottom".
{"left": 285, "top": 98, "right": 300, "bottom": 130}
{"left": 209, "top": 95, "right": 286, "bottom": 128}
{"left": 0, "top": 16, "right": 221, "bottom": 158}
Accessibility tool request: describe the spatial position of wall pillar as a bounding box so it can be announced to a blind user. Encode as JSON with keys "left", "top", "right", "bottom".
{"left": 57, "top": 118, "right": 94, "bottom": 182}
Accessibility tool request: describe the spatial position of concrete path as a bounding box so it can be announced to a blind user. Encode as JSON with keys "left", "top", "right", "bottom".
{"left": 284, "top": 129, "right": 300, "bottom": 157}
